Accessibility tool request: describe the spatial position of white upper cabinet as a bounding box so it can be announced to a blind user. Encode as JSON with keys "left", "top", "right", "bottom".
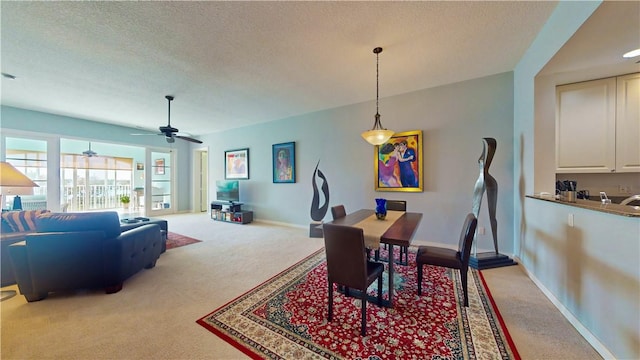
{"left": 615, "top": 73, "right": 640, "bottom": 172}
{"left": 556, "top": 74, "right": 639, "bottom": 173}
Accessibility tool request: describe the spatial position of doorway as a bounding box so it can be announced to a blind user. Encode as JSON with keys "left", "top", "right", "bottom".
{"left": 193, "top": 147, "right": 209, "bottom": 212}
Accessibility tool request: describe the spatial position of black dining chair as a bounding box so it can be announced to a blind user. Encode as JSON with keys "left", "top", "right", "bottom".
{"left": 380, "top": 200, "right": 409, "bottom": 264}
{"left": 416, "top": 213, "right": 477, "bottom": 307}
{"left": 323, "top": 223, "right": 384, "bottom": 336}
{"left": 330, "top": 205, "right": 346, "bottom": 220}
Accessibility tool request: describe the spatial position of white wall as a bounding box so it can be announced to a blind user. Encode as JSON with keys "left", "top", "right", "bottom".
{"left": 201, "top": 72, "right": 515, "bottom": 253}
{"left": 516, "top": 1, "right": 640, "bottom": 358}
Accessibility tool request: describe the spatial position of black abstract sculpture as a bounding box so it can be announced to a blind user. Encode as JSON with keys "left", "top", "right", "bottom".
{"left": 309, "top": 160, "right": 329, "bottom": 237}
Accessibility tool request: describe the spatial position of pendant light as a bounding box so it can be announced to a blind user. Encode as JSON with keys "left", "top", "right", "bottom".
{"left": 361, "top": 47, "right": 394, "bottom": 145}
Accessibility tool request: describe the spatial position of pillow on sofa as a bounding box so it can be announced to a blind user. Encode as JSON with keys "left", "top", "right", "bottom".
{"left": 1, "top": 210, "right": 50, "bottom": 233}
{"left": 35, "top": 211, "right": 121, "bottom": 239}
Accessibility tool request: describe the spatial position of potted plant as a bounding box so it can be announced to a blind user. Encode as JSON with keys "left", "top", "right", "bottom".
{"left": 120, "top": 195, "right": 131, "bottom": 209}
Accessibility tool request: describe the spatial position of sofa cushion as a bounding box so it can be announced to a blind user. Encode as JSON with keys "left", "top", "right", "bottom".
{"left": 1, "top": 210, "right": 50, "bottom": 233}
{"left": 36, "top": 211, "right": 121, "bottom": 239}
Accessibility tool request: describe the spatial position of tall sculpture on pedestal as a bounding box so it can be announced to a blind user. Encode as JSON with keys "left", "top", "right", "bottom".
{"left": 472, "top": 137, "right": 499, "bottom": 254}
{"left": 469, "top": 138, "right": 516, "bottom": 269}
{"left": 309, "top": 160, "right": 329, "bottom": 237}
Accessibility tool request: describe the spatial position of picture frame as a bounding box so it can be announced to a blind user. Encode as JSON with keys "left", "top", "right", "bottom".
{"left": 136, "top": 162, "right": 144, "bottom": 171}
{"left": 154, "top": 158, "right": 165, "bottom": 175}
{"left": 272, "top": 142, "right": 296, "bottom": 183}
{"left": 374, "top": 130, "right": 423, "bottom": 192}
{"left": 225, "top": 148, "right": 250, "bottom": 179}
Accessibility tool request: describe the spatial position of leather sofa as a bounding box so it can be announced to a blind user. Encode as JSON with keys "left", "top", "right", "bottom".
{"left": 8, "top": 211, "right": 163, "bottom": 302}
{"left": 1, "top": 210, "right": 50, "bottom": 287}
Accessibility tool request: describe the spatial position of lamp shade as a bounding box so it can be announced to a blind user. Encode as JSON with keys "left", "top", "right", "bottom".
{"left": 0, "top": 162, "right": 38, "bottom": 189}
{"left": 361, "top": 129, "right": 395, "bottom": 145}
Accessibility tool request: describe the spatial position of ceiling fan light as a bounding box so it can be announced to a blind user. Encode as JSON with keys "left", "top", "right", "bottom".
{"left": 622, "top": 48, "right": 640, "bottom": 58}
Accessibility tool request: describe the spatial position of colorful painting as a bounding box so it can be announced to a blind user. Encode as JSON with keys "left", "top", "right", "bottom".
{"left": 225, "top": 148, "right": 249, "bottom": 179}
{"left": 374, "top": 130, "right": 423, "bottom": 192}
{"left": 272, "top": 142, "right": 295, "bottom": 183}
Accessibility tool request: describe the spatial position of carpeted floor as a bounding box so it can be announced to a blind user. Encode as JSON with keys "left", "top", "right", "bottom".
{"left": 197, "top": 248, "right": 519, "bottom": 359}
{"left": 0, "top": 213, "right": 601, "bottom": 359}
{"left": 165, "top": 231, "right": 202, "bottom": 250}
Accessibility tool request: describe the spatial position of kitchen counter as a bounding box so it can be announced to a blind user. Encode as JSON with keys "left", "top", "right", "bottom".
{"left": 527, "top": 194, "right": 640, "bottom": 217}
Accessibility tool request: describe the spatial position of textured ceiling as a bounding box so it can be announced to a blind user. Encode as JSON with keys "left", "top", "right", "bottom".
{"left": 1, "top": 1, "right": 562, "bottom": 136}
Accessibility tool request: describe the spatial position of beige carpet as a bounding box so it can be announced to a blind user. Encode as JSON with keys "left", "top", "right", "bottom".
{"left": 0, "top": 212, "right": 601, "bottom": 359}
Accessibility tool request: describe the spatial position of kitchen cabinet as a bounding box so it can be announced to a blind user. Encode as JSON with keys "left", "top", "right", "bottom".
{"left": 615, "top": 73, "right": 640, "bottom": 172}
{"left": 556, "top": 73, "right": 639, "bottom": 173}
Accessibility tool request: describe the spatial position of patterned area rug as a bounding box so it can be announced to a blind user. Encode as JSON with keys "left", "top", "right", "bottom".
{"left": 165, "top": 231, "right": 202, "bottom": 250}
{"left": 196, "top": 248, "right": 520, "bottom": 359}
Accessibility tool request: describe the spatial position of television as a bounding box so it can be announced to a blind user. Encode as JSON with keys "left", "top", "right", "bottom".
{"left": 216, "top": 180, "right": 240, "bottom": 203}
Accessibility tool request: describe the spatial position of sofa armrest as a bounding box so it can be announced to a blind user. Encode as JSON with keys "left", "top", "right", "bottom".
{"left": 1, "top": 232, "right": 31, "bottom": 286}
{"left": 24, "top": 231, "right": 108, "bottom": 291}
{"left": 104, "top": 224, "right": 162, "bottom": 286}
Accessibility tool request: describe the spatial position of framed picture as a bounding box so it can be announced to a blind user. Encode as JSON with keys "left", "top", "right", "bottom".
{"left": 136, "top": 162, "right": 144, "bottom": 171}
{"left": 374, "top": 130, "right": 423, "bottom": 192}
{"left": 225, "top": 148, "right": 249, "bottom": 179}
{"left": 272, "top": 142, "right": 295, "bottom": 183}
{"left": 154, "top": 158, "right": 165, "bottom": 175}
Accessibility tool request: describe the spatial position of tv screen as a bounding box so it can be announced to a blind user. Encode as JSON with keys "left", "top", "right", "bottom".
{"left": 216, "top": 180, "right": 240, "bottom": 202}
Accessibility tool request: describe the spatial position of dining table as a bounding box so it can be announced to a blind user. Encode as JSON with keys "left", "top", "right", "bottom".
{"left": 326, "top": 209, "right": 423, "bottom": 308}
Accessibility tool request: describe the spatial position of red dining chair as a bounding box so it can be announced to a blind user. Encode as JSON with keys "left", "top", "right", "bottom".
{"left": 416, "top": 213, "right": 477, "bottom": 307}
{"left": 323, "top": 223, "right": 384, "bottom": 336}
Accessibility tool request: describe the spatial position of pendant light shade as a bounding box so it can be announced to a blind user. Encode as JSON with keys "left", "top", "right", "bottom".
{"left": 361, "top": 47, "right": 394, "bottom": 145}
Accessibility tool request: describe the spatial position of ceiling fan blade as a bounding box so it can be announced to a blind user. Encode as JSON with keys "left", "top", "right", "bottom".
{"left": 175, "top": 135, "right": 203, "bottom": 144}
{"left": 131, "top": 133, "right": 163, "bottom": 136}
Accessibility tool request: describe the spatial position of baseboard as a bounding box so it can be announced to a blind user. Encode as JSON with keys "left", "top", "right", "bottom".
{"left": 515, "top": 257, "right": 615, "bottom": 359}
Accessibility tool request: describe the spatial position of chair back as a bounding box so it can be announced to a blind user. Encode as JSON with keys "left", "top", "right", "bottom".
{"left": 386, "top": 200, "right": 407, "bottom": 211}
{"left": 323, "top": 223, "right": 368, "bottom": 289}
{"left": 330, "top": 205, "right": 346, "bottom": 220}
{"left": 457, "top": 213, "right": 478, "bottom": 265}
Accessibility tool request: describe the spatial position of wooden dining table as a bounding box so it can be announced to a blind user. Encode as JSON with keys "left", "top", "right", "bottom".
{"left": 326, "top": 209, "right": 423, "bottom": 307}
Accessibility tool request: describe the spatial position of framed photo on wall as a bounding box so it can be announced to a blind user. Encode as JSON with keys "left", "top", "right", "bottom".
{"left": 154, "top": 158, "right": 165, "bottom": 175}
{"left": 225, "top": 148, "right": 249, "bottom": 179}
{"left": 374, "top": 130, "right": 423, "bottom": 192}
{"left": 272, "top": 142, "right": 295, "bottom": 183}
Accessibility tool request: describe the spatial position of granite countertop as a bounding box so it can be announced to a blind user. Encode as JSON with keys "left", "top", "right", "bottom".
{"left": 527, "top": 194, "right": 640, "bottom": 217}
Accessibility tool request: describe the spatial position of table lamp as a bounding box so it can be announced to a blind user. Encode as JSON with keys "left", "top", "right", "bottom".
{"left": 0, "top": 162, "right": 39, "bottom": 210}
{"left": 0, "top": 162, "right": 38, "bottom": 301}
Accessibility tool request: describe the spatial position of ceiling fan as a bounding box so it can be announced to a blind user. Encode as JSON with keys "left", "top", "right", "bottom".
{"left": 133, "top": 95, "right": 203, "bottom": 144}
{"left": 82, "top": 142, "right": 98, "bottom": 157}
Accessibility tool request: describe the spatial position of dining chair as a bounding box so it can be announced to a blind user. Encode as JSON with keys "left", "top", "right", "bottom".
{"left": 323, "top": 223, "right": 384, "bottom": 336}
{"left": 381, "top": 200, "right": 409, "bottom": 264}
{"left": 330, "top": 205, "right": 346, "bottom": 220}
{"left": 416, "top": 213, "right": 477, "bottom": 307}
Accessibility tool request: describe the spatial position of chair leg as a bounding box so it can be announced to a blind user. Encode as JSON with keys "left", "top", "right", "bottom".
{"left": 361, "top": 292, "right": 367, "bottom": 336}
{"left": 461, "top": 269, "right": 469, "bottom": 307}
{"left": 328, "top": 281, "right": 334, "bottom": 321}
{"left": 377, "top": 274, "right": 383, "bottom": 306}
{"left": 375, "top": 249, "right": 380, "bottom": 262}
{"left": 417, "top": 263, "right": 423, "bottom": 295}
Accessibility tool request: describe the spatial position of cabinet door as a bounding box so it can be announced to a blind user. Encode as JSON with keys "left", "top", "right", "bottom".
{"left": 615, "top": 73, "right": 640, "bottom": 172}
{"left": 556, "top": 78, "right": 616, "bottom": 173}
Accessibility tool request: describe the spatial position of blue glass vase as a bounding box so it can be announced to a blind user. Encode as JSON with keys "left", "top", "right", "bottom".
{"left": 375, "top": 198, "right": 387, "bottom": 220}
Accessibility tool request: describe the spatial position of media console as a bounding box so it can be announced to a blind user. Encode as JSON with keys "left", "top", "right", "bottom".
{"left": 210, "top": 201, "right": 253, "bottom": 224}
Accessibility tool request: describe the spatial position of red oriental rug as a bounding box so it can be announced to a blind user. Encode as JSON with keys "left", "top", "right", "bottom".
{"left": 165, "top": 232, "right": 202, "bottom": 250}
{"left": 196, "top": 248, "right": 520, "bottom": 359}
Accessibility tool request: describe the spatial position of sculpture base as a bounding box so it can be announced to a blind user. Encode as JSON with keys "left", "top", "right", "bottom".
{"left": 309, "top": 222, "right": 323, "bottom": 238}
{"left": 469, "top": 252, "right": 517, "bottom": 270}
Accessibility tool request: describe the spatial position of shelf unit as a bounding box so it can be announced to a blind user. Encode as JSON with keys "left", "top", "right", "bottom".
{"left": 210, "top": 201, "right": 253, "bottom": 224}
